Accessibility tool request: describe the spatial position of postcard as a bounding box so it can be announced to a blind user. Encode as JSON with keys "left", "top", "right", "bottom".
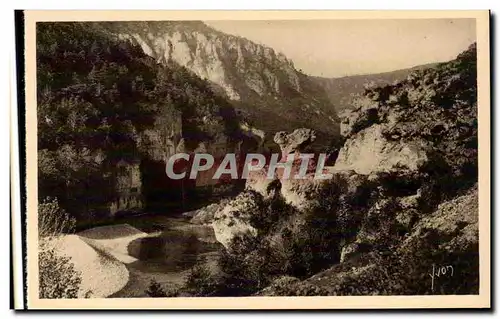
{"left": 12, "top": 9, "right": 490, "bottom": 310}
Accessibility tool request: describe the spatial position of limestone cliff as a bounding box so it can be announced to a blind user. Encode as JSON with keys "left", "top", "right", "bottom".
{"left": 97, "top": 21, "right": 340, "bottom": 147}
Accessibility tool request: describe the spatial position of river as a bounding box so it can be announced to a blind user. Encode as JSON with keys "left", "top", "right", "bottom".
{"left": 102, "top": 215, "right": 221, "bottom": 298}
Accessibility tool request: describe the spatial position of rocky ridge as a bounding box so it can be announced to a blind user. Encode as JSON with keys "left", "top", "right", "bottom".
{"left": 97, "top": 21, "right": 341, "bottom": 148}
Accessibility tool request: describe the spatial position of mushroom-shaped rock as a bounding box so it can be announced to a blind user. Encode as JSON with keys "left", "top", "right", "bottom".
{"left": 274, "top": 128, "right": 317, "bottom": 158}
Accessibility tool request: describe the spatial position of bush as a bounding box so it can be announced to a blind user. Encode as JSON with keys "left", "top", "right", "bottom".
{"left": 38, "top": 248, "right": 82, "bottom": 299}
{"left": 182, "top": 235, "right": 283, "bottom": 297}
{"left": 184, "top": 264, "right": 220, "bottom": 297}
{"left": 324, "top": 229, "right": 479, "bottom": 296}
{"left": 38, "top": 197, "right": 76, "bottom": 240}
{"left": 250, "top": 194, "right": 293, "bottom": 236}
{"left": 145, "top": 279, "right": 180, "bottom": 297}
{"left": 277, "top": 211, "right": 341, "bottom": 278}
{"left": 205, "top": 181, "right": 348, "bottom": 295}
{"left": 38, "top": 198, "right": 84, "bottom": 299}
{"left": 208, "top": 200, "right": 342, "bottom": 295}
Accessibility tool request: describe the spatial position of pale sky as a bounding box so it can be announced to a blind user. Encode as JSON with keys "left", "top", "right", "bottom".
{"left": 204, "top": 19, "right": 476, "bottom": 78}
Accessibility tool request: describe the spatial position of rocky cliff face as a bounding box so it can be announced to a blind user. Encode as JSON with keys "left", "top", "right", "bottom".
{"left": 115, "top": 22, "right": 300, "bottom": 101}
{"left": 98, "top": 21, "right": 340, "bottom": 148}
{"left": 335, "top": 43, "right": 477, "bottom": 188}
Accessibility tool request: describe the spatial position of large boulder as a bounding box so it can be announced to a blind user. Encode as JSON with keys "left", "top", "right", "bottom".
{"left": 280, "top": 168, "right": 373, "bottom": 211}
{"left": 212, "top": 191, "right": 263, "bottom": 249}
{"left": 334, "top": 124, "right": 429, "bottom": 175}
{"left": 245, "top": 128, "right": 319, "bottom": 201}
{"left": 274, "top": 128, "right": 317, "bottom": 157}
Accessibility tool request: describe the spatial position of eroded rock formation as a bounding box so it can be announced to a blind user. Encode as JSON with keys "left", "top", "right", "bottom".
{"left": 274, "top": 128, "right": 317, "bottom": 158}
{"left": 212, "top": 191, "right": 262, "bottom": 249}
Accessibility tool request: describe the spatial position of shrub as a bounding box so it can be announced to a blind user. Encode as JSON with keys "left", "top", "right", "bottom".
{"left": 145, "top": 279, "right": 180, "bottom": 297}
{"left": 180, "top": 234, "right": 283, "bottom": 297}
{"left": 215, "top": 249, "right": 265, "bottom": 296}
{"left": 184, "top": 264, "right": 220, "bottom": 297}
{"left": 277, "top": 212, "right": 341, "bottom": 279}
{"left": 207, "top": 181, "right": 347, "bottom": 294}
{"left": 38, "top": 198, "right": 84, "bottom": 299}
{"left": 38, "top": 197, "right": 76, "bottom": 241}
{"left": 325, "top": 230, "right": 479, "bottom": 296}
{"left": 250, "top": 194, "right": 293, "bottom": 236}
{"left": 38, "top": 248, "right": 82, "bottom": 299}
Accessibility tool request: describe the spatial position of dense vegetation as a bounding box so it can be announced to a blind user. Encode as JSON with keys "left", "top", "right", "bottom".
{"left": 169, "top": 43, "right": 479, "bottom": 297}
{"left": 38, "top": 199, "right": 83, "bottom": 299}
{"left": 37, "top": 23, "right": 241, "bottom": 225}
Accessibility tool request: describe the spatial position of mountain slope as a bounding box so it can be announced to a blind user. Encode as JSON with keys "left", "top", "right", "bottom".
{"left": 96, "top": 21, "right": 340, "bottom": 148}
{"left": 37, "top": 22, "right": 246, "bottom": 222}
{"left": 176, "top": 43, "right": 479, "bottom": 297}
{"left": 311, "top": 63, "right": 438, "bottom": 112}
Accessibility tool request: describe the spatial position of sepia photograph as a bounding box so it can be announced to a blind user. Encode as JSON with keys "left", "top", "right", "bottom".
{"left": 17, "top": 10, "right": 490, "bottom": 309}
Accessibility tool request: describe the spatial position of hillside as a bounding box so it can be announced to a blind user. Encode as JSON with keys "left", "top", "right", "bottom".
{"left": 37, "top": 22, "right": 246, "bottom": 224}
{"left": 176, "top": 43, "right": 479, "bottom": 297}
{"left": 95, "top": 21, "right": 340, "bottom": 149}
{"left": 311, "top": 63, "right": 438, "bottom": 112}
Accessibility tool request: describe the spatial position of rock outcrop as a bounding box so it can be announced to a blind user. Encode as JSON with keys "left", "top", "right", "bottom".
{"left": 245, "top": 128, "right": 321, "bottom": 207}
{"left": 245, "top": 168, "right": 279, "bottom": 201}
{"left": 212, "top": 191, "right": 263, "bottom": 249}
{"left": 334, "top": 124, "right": 430, "bottom": 175}
{"left": 109, "top": 22, "right": 300, "bottom": 102}
{"left": 335, "top": 43, "right": 477, "bottom": 187}
{"left": 274, "top": 128, "right": 317, "bottom": 158}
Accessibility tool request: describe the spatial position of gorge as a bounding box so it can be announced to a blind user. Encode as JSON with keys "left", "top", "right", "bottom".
{"left": 36, "top": 21, "right": 479, "bottom": 298}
